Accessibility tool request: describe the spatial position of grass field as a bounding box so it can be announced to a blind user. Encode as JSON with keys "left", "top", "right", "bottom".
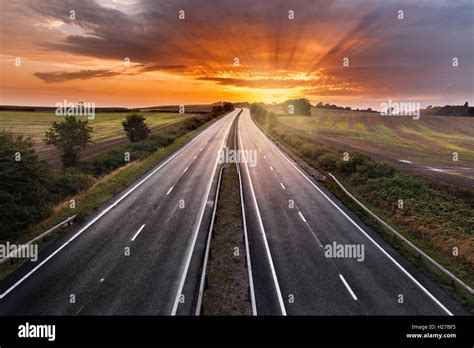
{"left": 266, "top": 106, "right": 474, "bottom": 191}
{"left": 0, "top": 111, "right": 195, "bottom": 167}
{"left": 252, "top": 106, "right": 474, "bottom": 311}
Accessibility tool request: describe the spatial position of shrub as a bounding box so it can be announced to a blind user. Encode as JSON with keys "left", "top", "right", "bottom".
{"left": 317, "top": 153, "right": 338, "bottom": 171}
{"left": 52, "top": 168, "right": 95, "bottom": 200}
{"left": 0, "top": 131, "right": 53, "bottom": 240}
{"left": 122, "top": 114, "right": 151, "bottom": 142}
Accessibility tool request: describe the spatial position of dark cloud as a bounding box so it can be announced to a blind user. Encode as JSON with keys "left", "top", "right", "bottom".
{"left": 34, "top": 69, "right": 120, "bottom": 83}
{"left": 4, "top": 0, "right": 474, "bottom": 104}
{"left": 140, "top": 64, "right": 188, "bottom": 72}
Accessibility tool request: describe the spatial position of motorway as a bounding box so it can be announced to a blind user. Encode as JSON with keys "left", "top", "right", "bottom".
{"left": 0, "top": 107, "right": 466, "bottom": 315}
{"left": 0, "top": 109, "right": 238, "bottom": 315}
{"left": 237, "top": 108, "right": 466, "bottom": 315}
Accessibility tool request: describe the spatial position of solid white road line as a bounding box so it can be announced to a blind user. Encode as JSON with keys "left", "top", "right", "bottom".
{"left": 131, "top": 224, "right": 146, "bottom": 241}
{"left": 195, "top": 167, "right": 224, "bottom": 316}
{"left": 171, "top": 110, "right": 238, "bottom": 315}
{"left": 0, "top": 112, "right": 229, "bottom": 300}
{"left": 339, "top": 274, "right": 358, "bottom": 301}
{"left": 237, "top": 161, "right": 257, "bottom": 315}
{"left": 245, "top": 109, "right": 453, "bottom": 316}
{"left": 298, "top": 211, "right": 307, "bottom": 223}
{"left": 166, "top": 186, "right": 174, "bottom": 195}
{"left": 239, "top": 123, "right": 287, "bottom": 316}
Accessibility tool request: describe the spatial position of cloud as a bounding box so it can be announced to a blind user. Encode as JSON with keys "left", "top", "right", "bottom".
{"left": 34, "top": 69, "right": 120, "bottom": 83}
{"left": 140, "top": 64, "right": 188, "bottom": 72}
{"left": 1, "top": 0, "right": 473, "bottom": 106}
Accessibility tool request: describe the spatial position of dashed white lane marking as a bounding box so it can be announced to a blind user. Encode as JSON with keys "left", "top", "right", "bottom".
{"left": 193, "top": 155, "right": 197, "bottom": 160}
{"left": 131, "top": 224, "right": 146, "bottom": 241}
{"left": 298, "top": 211, "right": 307, "bottom": 223}
{"left": 248, "top": 110, "right": 453, "bottom": 315}
{"left": 339, "top": 274, "right": 358, "bottom": 301}
{"left": 270, "top": 166, "right": 274, "bottom": 171}
{"left": 100, "top": 278, "right": 104, "bottom": 283}
{"left": 0, "top": 111, "right": 230, "bottom": 300}
{"left": 166, "top": 186, "right": 174, "bottom": 195}
{"left": 263, "top": 155, "right": 266, "bottom": 159}
{"left": 171, "top": 110, "right": 239, "bottom": 315}
{"left": 183, "top": 166, "right": 189, "bottom": 173}
{"left": 280, "top": 182, "right": 286, "bottom": 190}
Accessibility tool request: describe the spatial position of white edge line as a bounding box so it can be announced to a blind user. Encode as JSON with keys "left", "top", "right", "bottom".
{"left": 249, "top": 109, "right": 453, "bottom": 316}
{"left": 0, "top": 113, "right": 225, "bottom": 300}
{"left": 131, "top": 224, "right": 145, "bottom": 242}
{"left": 298, "top": 211, "right": 307, "bottom": 223}
{"left": 171, "top": 110, "right": 237, "bottom": 315}
{"left": 239, "top": 114, "right": 287, "bottom": 316}
{"left": 339, "top": 274, "right": 358, "bottom": 300}
{"left": 195, "top": 166, "right": 224, "bottom": 315}
{"left": 237, "top": 148, "right": 258, "bottom": 315}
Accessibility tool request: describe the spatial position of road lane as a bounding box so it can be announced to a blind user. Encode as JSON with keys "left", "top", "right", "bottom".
{"left": 0, "top": 110, "right": 238, "bottom": 315}
{"left": 238, "top": 108, "right": 463, "bottom": 315}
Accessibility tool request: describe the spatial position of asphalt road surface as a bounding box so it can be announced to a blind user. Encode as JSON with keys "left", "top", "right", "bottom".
{"left": 0, "top": 110, "right": 238, "bottom": 315}
{"left": 0, "top": 107, "right": 467, "bottom": 316}
{"left": 237, "top": 108, "right": 466, "bottom": 315}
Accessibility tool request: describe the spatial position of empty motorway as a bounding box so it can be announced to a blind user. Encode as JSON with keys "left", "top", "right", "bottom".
{"left": 237, "top": 108, "right": 466, "bottom": 315}
{"left": 0, "top": 108, "right": 467, "bottom": 316}
{"left": 0, "top": 109, "right": 238, "bottom": 315}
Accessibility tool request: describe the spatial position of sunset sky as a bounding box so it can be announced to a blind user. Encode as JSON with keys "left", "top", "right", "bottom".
{"left": 0, "top": 0, "right": 473, "bottom": 109}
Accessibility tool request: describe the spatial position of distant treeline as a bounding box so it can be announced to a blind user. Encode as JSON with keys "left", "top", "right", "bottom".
{"left": 421, "top": 103, "right": 474, "bottom": 117}
{"left": 0, "top": 105, "right": 134, "bottom": 113}
{"left": 314, "top": 102, "right": 377, "bottom": 113}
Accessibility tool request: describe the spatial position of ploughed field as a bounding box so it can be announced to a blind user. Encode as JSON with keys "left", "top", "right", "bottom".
{"left": 273, "top": 107, "right": 474, "bottom": 191}
{"left": 0, "top": 111, "right": 193, "bottom": 168}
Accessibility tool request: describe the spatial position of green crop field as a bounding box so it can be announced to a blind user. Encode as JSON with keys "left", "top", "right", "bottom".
{"left": 0, "top": 111, "right": 195, "bottom": 167}
{"left": 267, "top": 106, "right": 474, "bottom": 191}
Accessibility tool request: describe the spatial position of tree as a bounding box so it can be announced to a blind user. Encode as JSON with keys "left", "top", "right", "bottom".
{"left": 0, "top": 131, "right": 52, "bottom": 239}
{"left": 282, "top": 98, "right": 312, "bottom": 116}
{"left": 122, "top": 114, "right": 151, "bottom": 143}
{"left": 223, "top": 102, "right": 235, "bottom": 112}
{"left": 267, "top": 112, "right": 277, "bottom": 129}
{"left": 211, "top": 105, "right": 224, "bottom": 116}
{"left": 45, "top": 116, "right": 93, "bottom": 166}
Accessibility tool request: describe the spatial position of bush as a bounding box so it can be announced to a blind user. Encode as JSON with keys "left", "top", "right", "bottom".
{"left": 299, "top": 143, "right": 328, "bottom": 161}
{"left": 0, "top": 131, "right": 53, "bottom": 240}
{"left": 52, "top": 168, "right": 95, "bottom": 200}
{"left": 122, "top": 114, "right": 151, "bottom": 142}
{"left": 317, "top": 153, "right": 338, "bottom": 171}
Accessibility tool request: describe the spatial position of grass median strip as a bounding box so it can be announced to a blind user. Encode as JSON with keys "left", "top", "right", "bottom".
{"left": 201, "top": 114, "right": 251, "bottom": 315}
{"left": 200, "top": 164, "right": 251, "bottom": 315}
